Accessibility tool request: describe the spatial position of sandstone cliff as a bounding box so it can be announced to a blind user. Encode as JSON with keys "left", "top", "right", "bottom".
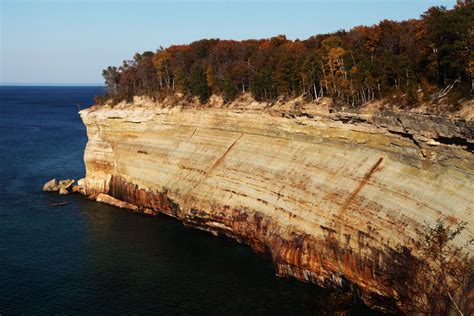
{"left": 79, "top": 96, "right": 473, "bottom": 313}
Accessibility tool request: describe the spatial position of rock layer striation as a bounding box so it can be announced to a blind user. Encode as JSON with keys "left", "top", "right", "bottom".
{"left": 79, "top": 99, "right": 473, "bottom": 313}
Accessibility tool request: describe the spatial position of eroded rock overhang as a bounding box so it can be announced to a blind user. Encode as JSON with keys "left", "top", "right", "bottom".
{"left": 79, "top": 101, "right": 474, "bottom": 313}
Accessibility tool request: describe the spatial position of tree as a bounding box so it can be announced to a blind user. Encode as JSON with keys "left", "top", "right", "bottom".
{"left": 408, "top": 220, "right": 474, "bottom": 315}
{"left": 422, "top": 5, "right": 473, "bottom": 89}
{"left": 102, "top": 66, "right": 121, "bottom": 96}
{"left": 189, "top": 63, "right": 210, "bottom": 102}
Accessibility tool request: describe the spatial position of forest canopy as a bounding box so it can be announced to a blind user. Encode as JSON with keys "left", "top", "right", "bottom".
{"left": 99, "top": 4, "right": 473, "bottom": 108}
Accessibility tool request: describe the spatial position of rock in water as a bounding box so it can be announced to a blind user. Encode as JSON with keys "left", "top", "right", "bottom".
{"left": 58, "top": 179, "right": 75, "bottom": 190}
{"left": 43, "top": 179, "right": 59, "bottom": 192}
{"left": 43, "top": 178, "right": 74, "bottom": 193}
{"left": 72, "top": 178, "right": 86, "bottom": 194}
{"left": 50, "top": 202, "right": 69, "bottom": 207}
{"left": 96, "top": 193, "right": 139, "bottom": 211}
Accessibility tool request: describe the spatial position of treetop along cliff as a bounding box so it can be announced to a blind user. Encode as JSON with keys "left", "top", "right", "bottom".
{"left": 99, "top": 4, "right": 473, "bottom": 110}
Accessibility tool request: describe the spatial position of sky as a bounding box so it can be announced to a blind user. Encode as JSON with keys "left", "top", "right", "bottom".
{"left": 1, "top": 0, "right": 456, "bottom": 85}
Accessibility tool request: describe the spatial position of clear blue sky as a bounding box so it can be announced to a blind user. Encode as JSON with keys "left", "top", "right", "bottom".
{"left": 1, "top": 0, "right": 455, "bottom": 85}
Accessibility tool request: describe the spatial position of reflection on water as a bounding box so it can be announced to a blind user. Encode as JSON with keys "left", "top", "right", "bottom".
{"left": 0, "top": 87, "right": 380, "bottom": 314}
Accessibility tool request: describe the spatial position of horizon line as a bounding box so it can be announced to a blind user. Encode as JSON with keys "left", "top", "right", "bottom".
{"left": 0, "top": 83, "right": 105, "bottom": 87}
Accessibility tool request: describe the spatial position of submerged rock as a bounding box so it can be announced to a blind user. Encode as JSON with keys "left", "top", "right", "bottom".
{"left": 43, "top": 179, "right": 59, "bottom": 192}
{"left": 49, "top": 202, "right": 69, "bottom": 207}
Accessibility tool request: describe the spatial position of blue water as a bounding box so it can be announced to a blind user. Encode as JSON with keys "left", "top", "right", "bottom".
{"left": 0, "top": 86, "right": 379, "bottom": 315}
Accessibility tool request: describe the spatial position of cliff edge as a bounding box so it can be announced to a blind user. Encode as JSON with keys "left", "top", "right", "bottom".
{"left": 79, "top": 96, "right": 473, "bottom": 314}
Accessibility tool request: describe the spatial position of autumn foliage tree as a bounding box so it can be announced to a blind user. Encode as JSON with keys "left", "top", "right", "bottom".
{"left": 100, "top": 4, "right": 473, "bottom": 108}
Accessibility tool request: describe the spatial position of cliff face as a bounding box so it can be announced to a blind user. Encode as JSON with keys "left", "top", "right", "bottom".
{"left": 80, "top": 98, "right": 473, "bottom": 313}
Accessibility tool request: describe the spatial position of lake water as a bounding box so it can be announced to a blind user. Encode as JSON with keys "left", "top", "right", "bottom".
{"left": 0, "top": 86, "right": 380, "bottom": 315}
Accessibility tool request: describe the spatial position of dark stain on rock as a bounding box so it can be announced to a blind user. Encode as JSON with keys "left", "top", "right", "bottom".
{"left": 208, "top": 133, "right": 243, "bottom": 172}
{"left": 341, "top": 157, "right": 384, "bottom": 213}
{"left": 108, "top": 175, "right": 180, "bottom": 217}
